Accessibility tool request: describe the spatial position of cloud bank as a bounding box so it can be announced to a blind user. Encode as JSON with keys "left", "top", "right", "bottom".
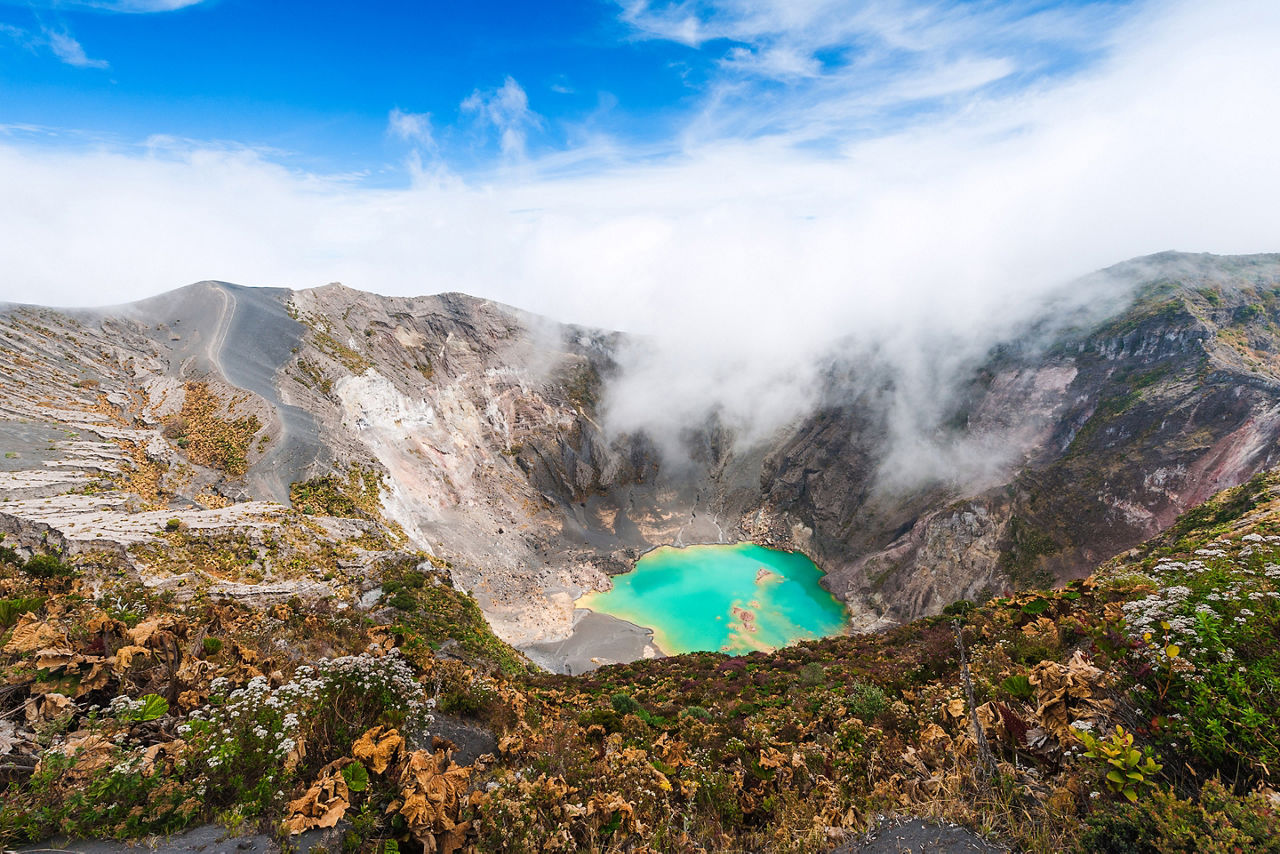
{"left": 2, "top": 0, "right": 1279, "bottom": 485}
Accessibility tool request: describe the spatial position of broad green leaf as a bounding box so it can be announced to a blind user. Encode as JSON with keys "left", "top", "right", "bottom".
{"left": 343, "top": 760, "right": 369, "bottom": 793}
{"left": 1021, "top": 599, "right": 1050, "bottom": 616}
{"left": 136, "top": 693, "right": 169, "bottom": 722}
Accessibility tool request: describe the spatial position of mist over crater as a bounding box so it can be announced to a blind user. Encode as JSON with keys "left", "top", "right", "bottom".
{"left": 5, "top": 251, "right": 1280, "bottom": 674}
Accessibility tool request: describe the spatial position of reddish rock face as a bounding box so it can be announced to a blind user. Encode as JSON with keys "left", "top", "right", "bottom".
{"left": 763, "top": 253, "right": 1280, "bottom": 623}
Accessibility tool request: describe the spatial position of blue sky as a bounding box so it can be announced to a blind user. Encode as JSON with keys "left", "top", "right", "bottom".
{"left": 2, "top": 0, "right": 704, "bottom": 175}
{"left": 2, "top": 0, "right": 1135, "bottom": 179}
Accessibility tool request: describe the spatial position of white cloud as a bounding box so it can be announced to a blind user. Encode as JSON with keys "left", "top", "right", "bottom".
{"left": 460, "top": 76, "right": 541, "bottom": 159}
{"left": 721, "top": 43, "right": 823, "bottom": 79}
{"left": 2, "top": 0, "right": 207, "bottom": 11}
{"left": 1, "top": 23, "right": 109, "bottom": 68}
{"left": 618, "top": 0, "right": 1131, "bottom": 148}
{"left": 94, "top": 0, "right": 205, "bottom": 9}
{"left": 387, "top": 108, "right": 434, "bottom": 149}
{"left": 617, "top": 0, "right": 705, "bottom": 46}
{"left": 45, "top": 29, "right": 108, "bottom": 68}
{"left": 0, "top": 22, "right": 34, "bottom": 48}
{"left": 1, "top": 0, "right": 1278, "bottom": 480}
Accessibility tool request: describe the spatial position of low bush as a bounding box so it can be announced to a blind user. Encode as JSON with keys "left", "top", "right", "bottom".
{"left": 844, "top": 681, "right": 887, "bottom": 721}
{"left": 1079, "top": 779, "right": 1280, "bottom": 853}
{"left": 22, "top": 553, "right": 75, "bottom": 579}
{"left": 610, "top": 692, "right": 642, "bottom": 716}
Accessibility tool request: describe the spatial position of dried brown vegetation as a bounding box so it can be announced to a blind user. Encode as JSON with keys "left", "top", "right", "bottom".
{"left": 3, "top": 474, "right": 1280, "bottom": 852}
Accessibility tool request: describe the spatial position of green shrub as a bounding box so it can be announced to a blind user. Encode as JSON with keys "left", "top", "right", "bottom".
{"left": 1118, "top": 538, "right": 1280, "bottom": 780}
{"left": 1077, "top": 724, "right": 1162, "bottom": 803}
{"left": 610, "top": 692, "right": 642, "bottom": 716}
{"left": 1078, "top": 779, "right": 1280, "bottom": 853}
{"left": 577, "top": 707, "right": 623, "bottom": 734}
{"left": 943, "top": 599, "right": 976, "bottom": 617}
{"left": 22, "top": 553, "right": 75, "bottom": 579}
{"left": 186, "top": 651, "right": 429, "bottom": 817}
{"left": 798, "top": 662, "right": 825, "bottom": 686}
{"left": 439, "top": 688, "right": 484, "bottom": 717}
{"left": 0, "top": 596, "right": 45, "bottom": 629}
{"left": 844, "top": 681, "right": 887, "bottom": 721}
{"left": 202, "top": 637, "right": 224, "bottom": 656}
{"left": 387, "top": 591, "right": 416, "bottom": 611}
{"left": 0, "top": 749, "right": 200, "bottom": 842}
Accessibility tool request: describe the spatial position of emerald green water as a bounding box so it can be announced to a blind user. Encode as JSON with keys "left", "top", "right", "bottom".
{"left": 577, "top": 543, "right": 848, "bottom": 655}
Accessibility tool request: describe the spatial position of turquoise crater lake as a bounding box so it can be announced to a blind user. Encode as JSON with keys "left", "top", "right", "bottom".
{"left": 577, "top": 543, "right": 849, "bottom": 655}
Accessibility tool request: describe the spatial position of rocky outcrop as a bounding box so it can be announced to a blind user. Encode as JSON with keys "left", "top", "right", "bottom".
{"left": 771, "top": 253, "right": 1280, "bottom": 622}
{"left": 5, "top": 252, "right": 1280, "bottom": 665}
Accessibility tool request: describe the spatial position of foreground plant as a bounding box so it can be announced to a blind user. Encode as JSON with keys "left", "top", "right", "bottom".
{"left": 6, "top": 474, "right": 1280, "bottom": 852}
{"left": 1076, "top": 724, "right": 1162, "bottom": 802}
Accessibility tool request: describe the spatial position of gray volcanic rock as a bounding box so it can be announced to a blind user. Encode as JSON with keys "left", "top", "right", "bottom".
{"left": 5, "top": 252, "right": 1280, "bottom": 669}
{"left": 109, "top": 281, "right": 328, "bottom": 502}
{"left": 768, "top": 252, "right": 1280, "bottom": 622}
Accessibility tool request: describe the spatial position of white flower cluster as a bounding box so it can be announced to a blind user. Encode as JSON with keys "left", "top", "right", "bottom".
{"left": 186, "top": 649, "right": 431, "bottom": 774}
{"left": 1122, "top": 592, "right": 1200, "bottom": 665}
{"left": 107, "top": 694, "right": 149, "bottom": 719}
{"left": 185, "top": 673, "right": 309, "bottom": 771}
{"left": 321, "top": 648, "right": 435, "bottom": 728}
{"left": 1122, "top": 533, "right": 1280, "bottom": 670}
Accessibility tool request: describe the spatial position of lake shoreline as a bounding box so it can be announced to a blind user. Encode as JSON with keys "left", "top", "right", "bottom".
{"left": 522, "top": 608, "right": 666, "bottom": 675}
{"left": 576, "top": 542, "right": 850, "bottom": 657}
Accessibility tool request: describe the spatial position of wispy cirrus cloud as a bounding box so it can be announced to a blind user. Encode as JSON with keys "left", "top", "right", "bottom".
{"left": 0, "top": 0, "right": 206, "bottom": 11}
{"left": 461, "top": 76, "right": 542, "bottom": 160}
{"left": 90, "top": 0, "right": 206, "bottom": 9}
{"left": 1, "top": 0, "right": 204, "bottom": 71}
{"left": 0, "top": 22, "right": 108, "bottom": 68}
{"left": 45, "top": 28, "right": 107, "bottom": 67}
{"left": 0, "top": 20, "right": 34, "bottom": 45}
{"left": 617, "top": 0, "right": 1134, "bottom": 146}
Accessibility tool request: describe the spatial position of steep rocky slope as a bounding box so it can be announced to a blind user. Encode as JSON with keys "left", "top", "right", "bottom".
{"left": 3, "top": 252, "right": 1280, "bottom": 669}
{"left": 779, "top": 253, "right": 1280, "bottom": 622}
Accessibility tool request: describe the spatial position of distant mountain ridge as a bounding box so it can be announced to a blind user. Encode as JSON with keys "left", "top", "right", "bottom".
{"left": 2, "top": 251, "right": 1280, "bottom": 669}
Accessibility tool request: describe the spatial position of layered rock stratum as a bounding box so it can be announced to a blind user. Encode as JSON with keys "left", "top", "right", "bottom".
{"left": 3, "top": 251, "right": 1280, "bottom": 670}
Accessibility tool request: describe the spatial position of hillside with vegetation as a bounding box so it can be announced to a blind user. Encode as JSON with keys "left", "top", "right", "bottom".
{"left": 3, "top": 469, "right": 1280, "bottom": 851}
{"left": 6, "top": 254, "right": 1280, "bottom": 673}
